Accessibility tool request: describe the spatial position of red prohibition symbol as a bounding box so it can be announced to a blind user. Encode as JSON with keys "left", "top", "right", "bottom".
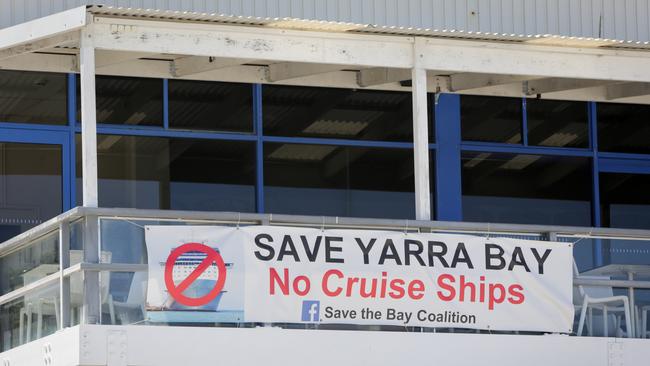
{"left": 164, "top": 243, "right": 227, "bottom": 307}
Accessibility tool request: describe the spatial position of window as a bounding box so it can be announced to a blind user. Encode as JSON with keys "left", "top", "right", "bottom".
{"left": 169, "top": 80, "right": 253, "bottom": 132}
{"left": 461, "top": 152, "right": 592, "bottom": 225}
{"left": 461, "top": 95, "right": 522, "bottom": 143}
{"left": 77, "top": 135, "right": 255, "bottom": 212}
{"left": 600, "top": 173, "right": 650, "bottom": 229}
{"left": 598, "top": 103, "right": 650, "bottom": 154}
{"left": 0, "top": 143, "right": 62, "bottom": 242}
{"left": 264, "top": 143, "right": 415, "bottom": 219}
{"left": 527, "top": 99, "right": 588, "bottom": 148}
{"left": 262, "top": 85, "right": 416, "bottom": 142}
{"left": 77, "top": 76, "right": 163, "bottom": 126}
{"left": 0, "top": 70, "right": 67, "bottom": 124}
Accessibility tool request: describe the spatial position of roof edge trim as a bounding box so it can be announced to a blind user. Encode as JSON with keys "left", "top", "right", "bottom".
{"left": 0, "top": 6, "right": 86, "bottom": 52}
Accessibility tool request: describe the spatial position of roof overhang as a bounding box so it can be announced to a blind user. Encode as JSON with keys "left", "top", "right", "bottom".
{"left": 3, "top": 5, "right": 650, "bottom": 104}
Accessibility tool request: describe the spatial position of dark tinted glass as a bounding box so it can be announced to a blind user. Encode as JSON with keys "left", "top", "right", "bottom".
{"left": 263, "top": 85, "right": 414, "bottom": 141}
{"left": 264, "top": 143, "right": 415, "bottom": 218}
{"left": 77, "top": 76, "right": 163, "bottom": 125}
{"left": 461, "top": 95, "right": 522, "bottom": 143}
{"left": 77, "top": 135, "right": 255, "bottom": 212}
{"left": 0, "top": 143, "right": 62, "bottom": 242}
{"left": 461, "top": 152, "right": 591, "bottom": 225}
{"left": 0, "top": 70, "right": 67, "bottom": 124}
{"left": 600, "top": 173, "right": 650, "bottom": 229}
{"left": 598, "top": 103, "right": 650, "bottom": 154}
{"left": 527, "top": 99, "right": 589, "bottom": 148}
{"left": 169, "top": 80, "right": 253, "bottom": 132}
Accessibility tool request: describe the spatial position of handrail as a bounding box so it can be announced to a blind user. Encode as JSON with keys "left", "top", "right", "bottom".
{"left": 5, "top": 206, "right": 650, "bottom": 258}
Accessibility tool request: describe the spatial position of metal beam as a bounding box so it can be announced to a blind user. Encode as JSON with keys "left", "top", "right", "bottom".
{"left": 605, "top": 82, "right": 650, "bottom": 100}
{"left": 411, "top": 39, "right": 431, "bottom": 221}
{"left": 267, "top": 62, "right": 344, "bottom": 82}
{"left": 91, "top": 17, "right": 414, "bottom": 69}
{"left": 80, "top": 25, "right": 99, "bottom": 208}
{"left": 0, "top": 32, "right": 79, "bottom": 61}
{"left": 357, "top": 67, "right": 411, "bottom": 87}
{"left": 450, "top": 73, "right": 535, "bottom": 91}
{"left": 0, "top": 6, "right": 85, "bottom": 51}
{"left": 420, "top": 37, "right": 650, "bottom": 83}
{"left": 525, "top": 78, "right": 611, "bottom": 95}
{"left": 0, "top": 52, "right": 78, "bottom": 73}
{"left": 95, "top": 50, "right": 154, "bottom": 68}
{"left": 171, "top": 56, "right": 249, "bottom": 77}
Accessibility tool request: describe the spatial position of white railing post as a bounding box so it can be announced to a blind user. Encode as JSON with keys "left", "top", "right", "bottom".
{"left": 58, "top": 222, "right": 70, "bottom": 329}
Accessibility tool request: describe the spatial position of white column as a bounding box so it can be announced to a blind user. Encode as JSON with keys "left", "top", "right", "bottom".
{"left": 411, "top": 40, "right": 432, "bottom": 220}
{"left": 79, "top": 26, "right": 99, "bottom": 207}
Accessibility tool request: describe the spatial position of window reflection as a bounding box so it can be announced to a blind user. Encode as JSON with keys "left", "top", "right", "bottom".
{"left": 461, "top": 95, "right": 522, "bottom": 143}
{"left": 0, "top": 70, "right": 67, "bottom": 124}
{"left": 527, "top": 99, "right": 588, "bottom": 148}
{"left": 600, "top": 173, "right": 650, "bottom": 229}
{"left": 77, "top": 135, "right": 255, "bottom": 212}
{"left": 598, "top": 103, "right": 650, "bottom": 154}
{"left": 461, "top": 152, "right": 591, "bottom": 225}
{"left": 264, "top": 143, "right": 415, "bottom": 218}
{"left": 77, "top": 76, "right": 163, "bottom": 125}
{"left": 0, "top": 143, "right": 62, "bottom": 242}
{"left": 169, "top": 80, "right": 253, "bottom": 132}
{"left": 263, "top": 85, "right": 418, "bottom": 142}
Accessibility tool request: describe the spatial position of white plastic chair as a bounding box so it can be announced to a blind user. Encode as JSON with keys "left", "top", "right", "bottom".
{"left": 641, "top": 305, "right": 650, "bottom": 339}
{"left": 574, "top": 262, "right": 633, "bottom": 338}
{"left": 106, "top": 271, "right": 147, "bottom": 325}
{"left": 18, "top": 250, "right": 115, "bottom": 343}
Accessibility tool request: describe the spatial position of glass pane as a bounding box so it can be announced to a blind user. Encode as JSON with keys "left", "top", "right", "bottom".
{"left": 600, "top": 173, "right": 650, "bottom": 229}
{"left": 0, "top": 283, "right": 59, "bottom": 352}
{"left": 100, "top": 271, "right": 146, "bottom": 325}
{"left": 169, "top": 80, "right": 253, "bottom": 132}
{"left": 597, "top": 103, "right": 650, "bottom": 154}
{"left": 461, "top": 95, "right": 522, "bottom": 143}
{"left": 461, "top": 152, "right": 592, "bottom": 225}
{"left": 101, "top": 219, "right": 147, "bottom": 265}
{"left": 0, "top": 231, "right": 59, "bottom": 296}
{"left": 263, "top": 85, "right": 415, "bottom": 142}
{"left": 526, "top": 99, "right": 589, "bottom": 148}
{"left": 0, "top": 70, "right": 67, "bottom": 124}
{"left": 264, "top": 143, "right": 415, "bottom": 218}
{"left": 78, "top": 76, "right": 163, "bottom": 125}
{"left": 0, "top": 143, "right": 62, "bottom": 242}
{"left": 77, "top": 135, "right": 255, "bottom": 212}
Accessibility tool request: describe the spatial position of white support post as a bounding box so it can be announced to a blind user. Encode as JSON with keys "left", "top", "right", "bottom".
{"left": 80, "top": 25, "right": 99, "bottom": 207}
{"left": 411, "top": 39, "right": 432, "bottom": 221}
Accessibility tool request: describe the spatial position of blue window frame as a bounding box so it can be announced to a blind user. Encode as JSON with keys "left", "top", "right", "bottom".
{"left": 2, "top": 69, "right": 650, "bottom": 248}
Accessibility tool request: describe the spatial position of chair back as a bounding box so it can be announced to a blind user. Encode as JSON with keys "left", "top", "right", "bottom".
{"left": 125, "top": 271, "right": 147, "bottom": 305}
{"left": 572, "top": 259, "right": 585, "bottom": 303}
{"left": 580, "top": 275, "right": 615, "bottom": 299}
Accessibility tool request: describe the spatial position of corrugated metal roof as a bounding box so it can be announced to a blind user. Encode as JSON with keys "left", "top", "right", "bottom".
{"left": 86, "top": 5, "right": 650, "bottom": 51}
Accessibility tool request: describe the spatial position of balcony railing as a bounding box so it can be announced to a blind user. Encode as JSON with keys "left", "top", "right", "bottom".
{"left": 1, "top": 206, "right": 650, "bottom": 352}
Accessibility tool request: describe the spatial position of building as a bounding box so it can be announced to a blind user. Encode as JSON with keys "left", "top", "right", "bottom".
{"left": 1, "top": 1, "right": 650, "bottom": 365}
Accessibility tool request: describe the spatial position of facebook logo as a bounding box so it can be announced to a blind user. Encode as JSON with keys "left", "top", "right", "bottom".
{"left": 301, "top": 300, "right": 320, "bottom": 322}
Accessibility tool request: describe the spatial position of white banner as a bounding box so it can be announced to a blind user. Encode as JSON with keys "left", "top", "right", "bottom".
{"left": 145, "top": 225, "right": 574, "bottom": 332}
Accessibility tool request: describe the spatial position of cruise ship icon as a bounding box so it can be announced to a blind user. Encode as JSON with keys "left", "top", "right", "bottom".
{"left": 161, "top": 248, "right": 232, "bottom": 311}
